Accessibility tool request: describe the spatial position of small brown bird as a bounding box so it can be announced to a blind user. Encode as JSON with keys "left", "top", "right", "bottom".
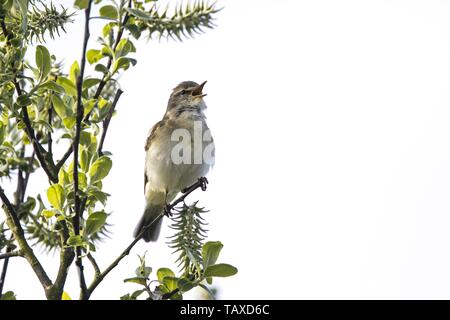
{"left": 134, "top": 81, "right": 215, "bottom": 242}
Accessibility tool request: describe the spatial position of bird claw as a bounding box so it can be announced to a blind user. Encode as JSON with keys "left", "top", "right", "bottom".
{"left": 163, "top": 205, "right": 173, "bottom": 217}
{"left": 199, "top": 177, "right": 208, "bottom": 191}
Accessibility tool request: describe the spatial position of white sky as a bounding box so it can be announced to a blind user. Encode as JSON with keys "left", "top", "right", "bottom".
{"left": 3, "top": 0, "right": 450, "bottom": 299}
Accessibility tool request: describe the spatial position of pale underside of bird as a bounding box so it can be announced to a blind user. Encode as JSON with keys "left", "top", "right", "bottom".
{"left": 134, "top": 81, "right": 215, "bottom": 242}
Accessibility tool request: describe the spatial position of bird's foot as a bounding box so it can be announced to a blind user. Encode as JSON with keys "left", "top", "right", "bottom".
{"left": 163, "top": 204, "right": 173, "bottom": 217}
{"left": 199, "top": 177, "right": 208, "bottom": 191}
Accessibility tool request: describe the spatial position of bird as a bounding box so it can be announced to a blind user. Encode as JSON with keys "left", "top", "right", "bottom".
{"left": 134, "top": 81, "right": 215, "bottom": 242}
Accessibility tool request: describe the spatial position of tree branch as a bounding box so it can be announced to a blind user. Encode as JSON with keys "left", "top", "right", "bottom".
{"left": 85, "top": 0, "right": 131, "bottom": 122}
{"left": 47, "top": 222, "right": 74, "bottom": 300}
{"left": 0, "top": 188, "right": 53, "bottom": 293}
{"left": 0, "top": 250, "right": 24, "bottom": 260}
{"left": 55, "top": 144, "right": 73, "bottom": 171}
{"left": 97, "top": 88, "right": 123, "bottom": 156}
{"left": 80, "top": 178, "right": 207, "bottom": 300}
{"left": 87, "top": 253, "right": 100, "bottom": 276}
{"left": 73, "top": 0, "right": 93, "bottom": 299}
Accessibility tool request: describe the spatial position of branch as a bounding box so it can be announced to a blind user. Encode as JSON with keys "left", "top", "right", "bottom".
{"left": 80, "top": 178, "right": 208, "bottom": 300}
{"left": 0, "top": 250, "right": 24, "bottom": 260}
{"left": 73, "top": 0, "right": 93, "bottom": 299}
{"left": 87, "top": 253, "right": 100, "bottom": 276}
{"left": 97, "top": 88, "right": 123, "bottom": 156}
{"left": 55, "top": 144, "right": 73, "bottom": 171}
{"left": 0, "top": 146, "right": 34, "bottom": 295}
{"left": 0, "top": 188, "right": 53, "bottom": 293}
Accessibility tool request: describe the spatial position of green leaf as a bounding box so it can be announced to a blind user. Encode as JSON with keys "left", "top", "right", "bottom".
{"left": 63, "top": 116, "right": 76, "bottom": 129}
{"left": 135, "top": 266, "right": 152, "bottom": 278}
{"left": 82, "top": 78, "right": 101, "bottom": 91}
{"left": 115, "top": 38, "right": 136, "bottom": 58}
{"left": 202, "top": 241, "right": 223, "bottom": 268}
{"left": 1, "top": 291, "right": 16, "bottom": 300}
{"left": 62, "top": 292, "right": 71, "bottom": 300}
{"left": 79, "top": 131, "right": 91, "bottom": 146}
{"left": 80, "top": 148, "right": 89, "bottom": 172}
{"left": 17, "top": 95, "right": 31, "bottom": 106}
{"left": 36, "top": 45, "right": 51, "bottom": 82}
{"left": 66, "top": 235, "right": 83, "bottom": 247}
{"left": 47, "top": 184, "right": 65, "bottom": 210}
{"left": 58, "top": 168, "right": 70, "bottom": 186}
{"left": 51, "top": 95, "right": 66, "bottom": 119}
{"left": 42, "top": 209, "right": 56, "bottom": 219}
{"left": 16, "top": 0, "right": 28, "bottom": 33}
{"left": 163, "top": 276, "right": 178, "bottom": 291}
{"left": 74, "top": 0, "right": 89, "bottom": 9}
{"left": 124, "top": 277, "right": 147, "bottom": 286}
{"left": 100, "top": 5, "right": 118, "bottom": 20}
{"left": 88, "top": 189, "right": 109, "bottom": 206}
{"left": 89, "top": 156, "right": 112, "bottom": 182}
{"left": 69, "top": 60, "right": 80, "bottom": 84}
{"left": 177, "top": 278, "right": 194, "bottom": 292}
{"left": 204, "top": 264, "right": 238, "bottom": 278}
{"left": 157, "top": 268, "right": 175, "bottom": 283}
{"left": 95, "top": 64, "right": 109, "bottom": 74}
{"left": 40, "top": 81, "right": 65, "bottom": 94}
{"left": 56, "top": 77, "right": 77, "bottom": 97}
{"left": 113, "top": 57, "right": 136, "bottom": 73}
{"left": 125, "top": 8, "right": 152, "bottom": 21}
{"left": 85, "top": 211, "right": 107, "bottom": 235}
{"left": 87, "top": 49, "right": 103, "bottom": 64}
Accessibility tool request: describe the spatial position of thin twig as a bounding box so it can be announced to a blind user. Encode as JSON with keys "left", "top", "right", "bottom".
{"left": 87, "top": 253, "right": 101, "bottom": 276}
{"left": 48, "top": 107, "right": 53, "bottom": 156}
{"left": 97, "top": 88, "right": 123, "bottom": 156}
{"left": 84, "top": 0, "right": 131, "bottom": 122}
{"left": 73, "top": 0, "right": 93, "bottom": 299}
{"left": 0, "top": 250, "right": 24, "bottom": 260}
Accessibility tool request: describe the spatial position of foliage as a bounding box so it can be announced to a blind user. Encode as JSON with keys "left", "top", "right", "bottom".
{"left": 122, "top": 203, "right": 237, "bottom": 300}
{"left": 0, "top": 0, "right": 233, "bottom": 300}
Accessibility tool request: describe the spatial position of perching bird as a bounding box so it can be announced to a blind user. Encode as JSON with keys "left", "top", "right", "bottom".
{"left": 134, "top": 81, "right": 215, "bottom": 242}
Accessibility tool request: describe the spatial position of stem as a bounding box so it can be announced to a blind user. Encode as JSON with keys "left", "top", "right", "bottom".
{"left": 85, "top": 0, "right": 131, "bottom": 122}
{"left": 48, "top": 107, "right": 53, "bottom": 156}
{"left": 97, "top": 88, "right": 123, "bottom": 156}
{"left": 0, "top": 188, "right": 53, "bottom": 294}
{"left": 0, "top": 250, "right": 24, "bottom": 260}
{"left": 73, "top": 0, "right": 93, "bottom": 299}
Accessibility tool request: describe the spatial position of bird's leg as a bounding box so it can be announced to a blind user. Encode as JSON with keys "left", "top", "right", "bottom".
{"left": 181, "top": 177, "right": 208, "bottom": 193}
{"left": 163, "top": 189, "right": 172, "bottom": 217}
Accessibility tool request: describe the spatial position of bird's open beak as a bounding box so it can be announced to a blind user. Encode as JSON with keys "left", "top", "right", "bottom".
{"left": 192, "top": 81, "right": 207, "bottom": 98}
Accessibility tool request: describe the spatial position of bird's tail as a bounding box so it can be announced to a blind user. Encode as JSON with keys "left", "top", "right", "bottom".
{"left": 134, "top": 203, "right": 164, "bottom": 242}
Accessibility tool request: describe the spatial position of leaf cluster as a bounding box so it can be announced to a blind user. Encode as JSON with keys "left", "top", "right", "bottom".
{"left": 122, "top": 203, "right": 237, "bottom": 300}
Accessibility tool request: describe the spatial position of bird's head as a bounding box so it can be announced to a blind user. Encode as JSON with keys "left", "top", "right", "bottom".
{"left": 166, "top": 81, "right": 207, "bottom": 115}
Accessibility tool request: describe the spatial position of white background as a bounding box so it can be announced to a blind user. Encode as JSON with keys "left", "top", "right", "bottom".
{"left": 3, "top": 0, "right": 450, "bottom": 299}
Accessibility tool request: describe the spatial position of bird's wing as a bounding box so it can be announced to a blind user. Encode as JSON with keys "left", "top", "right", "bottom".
{"left": 144, "top": 120, "right": 165, "bottom": 194}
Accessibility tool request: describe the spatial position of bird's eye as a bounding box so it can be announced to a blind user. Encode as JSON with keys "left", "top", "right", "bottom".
{"left": 180, "top": 90, "right": 187, "bottom": 95}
